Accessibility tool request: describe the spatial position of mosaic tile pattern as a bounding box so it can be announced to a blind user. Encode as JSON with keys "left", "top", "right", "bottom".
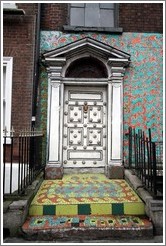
{"left": 23, "top": 215, "right": 151, "bottom": 231}
{"left": 38, "top": 32, "right": 163, "bottom": 163}
{"left": 40, "top": 32, "right": 162, "bottom": 52}
{"left": 29, "top": 174, "right": 145, "bottom": 216}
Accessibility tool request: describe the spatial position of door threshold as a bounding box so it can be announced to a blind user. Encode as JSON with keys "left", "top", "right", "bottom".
{"left": 64, "top": 167, "right": 105, "bottom": 174}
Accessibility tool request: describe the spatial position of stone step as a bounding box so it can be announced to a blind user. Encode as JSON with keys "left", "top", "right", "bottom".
{"left": 22, "top": 215, "right": 153, "bottom": 241}
{"left": 29, "top": 174, "right": 145, "bottom": 216}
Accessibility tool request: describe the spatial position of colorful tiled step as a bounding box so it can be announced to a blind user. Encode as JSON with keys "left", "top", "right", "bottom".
{"left": 29, "top": 174, "right": 145, "bottom": 216}
{"left": 22, "top": 215, "right": 153, "bottom": 240}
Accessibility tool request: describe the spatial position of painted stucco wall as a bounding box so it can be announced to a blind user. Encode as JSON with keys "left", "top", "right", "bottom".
{"left": 39, "top": 31, "right": 163, "bottom": 163}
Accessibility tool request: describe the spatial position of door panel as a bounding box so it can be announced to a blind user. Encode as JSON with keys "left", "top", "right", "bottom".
{"left": 63, "top": 86, "right": 107, "bottom": 168}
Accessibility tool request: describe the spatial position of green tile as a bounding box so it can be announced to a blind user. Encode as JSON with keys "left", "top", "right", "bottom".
{"left": 112, "top": 203, "right": 124, "bottom": 215}
{"left": 43, "top": 205, "right": 56, "bottom": 215}
{"left": 78, "top": 204, "right": 91, "bottom": 215}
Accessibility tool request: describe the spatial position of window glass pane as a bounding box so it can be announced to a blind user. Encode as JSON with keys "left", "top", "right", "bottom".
{"left": 3, "top": 103, "right": 6, "bottom": 129}
{"left": 3, "top": 3, "right": 17, "bottom": 9}
{"left": 100, "top": 9, "right": 114, "bottom": 27}
{"left": 3, "top": 65, "right": 6, "bottom": 99}
{"left": 71, "top": 3, "right": 84, "bottom": 7}
{"left": 3, "top": 65, "right": 6, "bottom": 129}
{"left": 86, "top": 3, "right": 99, "bottom": 8}
{"left": 70, "top": 3, "right": 116, "bottom": 27}
{"left": 70, "top": 8, "right": 84, "bottom": 26}
{"left": 100, "top": 3, "right": 114, "bottom": 9}
{"left": 85, "top": 7, "right": 100, "bottom": 27}
{"left": 3, "top": 57, "right": 13, "bottom": 137}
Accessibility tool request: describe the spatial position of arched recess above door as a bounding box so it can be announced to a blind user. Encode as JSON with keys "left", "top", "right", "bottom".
{"left": 65, "top": 57, "right": 108, "bottom": 78}
{"left": 42, "top": 37, "right": 131, "bottom": 78}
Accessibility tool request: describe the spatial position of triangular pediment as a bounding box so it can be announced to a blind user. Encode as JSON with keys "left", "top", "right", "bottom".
{"left": 43, "top": 37, "right": 130, "bottom": 62}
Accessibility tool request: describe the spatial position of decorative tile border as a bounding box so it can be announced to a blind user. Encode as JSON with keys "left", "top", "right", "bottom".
{"left": 29, "top": 202, "right": 145, "bottom": 216}
{"left": 23, "top": 215, "right": 151, "bottom": 230}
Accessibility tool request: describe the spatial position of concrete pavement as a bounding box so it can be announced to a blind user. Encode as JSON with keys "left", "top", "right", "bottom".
{"left": 3, "top": 235, "right": 164, "bottom": 244}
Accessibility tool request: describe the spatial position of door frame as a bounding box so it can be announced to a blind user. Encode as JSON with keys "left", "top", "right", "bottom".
{"left": 46, "top": 77, "right": 124, "bottom": 178}
{"left": 43, "top": 37, "right": 130, "bottom": 179}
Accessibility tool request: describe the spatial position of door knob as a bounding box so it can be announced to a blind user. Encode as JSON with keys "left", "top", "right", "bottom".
{"left": 83, "top": 102, "right": 88, "bottom": 113}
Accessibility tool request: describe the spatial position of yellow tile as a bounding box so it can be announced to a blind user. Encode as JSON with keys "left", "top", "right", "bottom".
{"left": 124, "top": 202, "right": 145, "bottom": 215}
{"left": 29, "top": 205, "right": 43, "bottom": 216}
{"left": 91, "top": 204, "right": 112, "bottom": 215}
{"left": 56, "top": 205, "right": 78, "bottom": 215}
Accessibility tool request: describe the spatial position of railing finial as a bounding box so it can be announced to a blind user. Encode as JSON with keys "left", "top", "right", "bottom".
{"left": 3, "top": 127, "right": 8, "bottom": 136}
{"left": 10, "top": 126, "right": 15, "bottom": 137}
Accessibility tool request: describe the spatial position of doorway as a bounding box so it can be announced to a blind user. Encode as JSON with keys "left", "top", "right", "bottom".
{"left": 63, "top": 86, "right": 107, "bottom": 171}
{"left": 43, "top": 37, "right": 130, "bottom": 179}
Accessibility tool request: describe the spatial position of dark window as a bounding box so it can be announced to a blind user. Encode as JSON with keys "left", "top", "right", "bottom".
{"left": 70, "top": 3, "right": 117, "bottom": 28}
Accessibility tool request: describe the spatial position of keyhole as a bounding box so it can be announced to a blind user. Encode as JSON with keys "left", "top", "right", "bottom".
{"left": 83, "top": 102, "right": 88, "bottom": 113}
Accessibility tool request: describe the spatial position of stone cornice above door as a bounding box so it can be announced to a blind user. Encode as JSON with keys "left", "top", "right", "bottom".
{"left": 42, "top": 37, "right": 131, "bottom": 72}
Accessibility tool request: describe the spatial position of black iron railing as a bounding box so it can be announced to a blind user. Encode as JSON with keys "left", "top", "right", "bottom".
{"left": 127, "top": 127, "right": 163, "bottom": 198}
{"left": 3, "top": 128, "right": 44, "bottom": 196}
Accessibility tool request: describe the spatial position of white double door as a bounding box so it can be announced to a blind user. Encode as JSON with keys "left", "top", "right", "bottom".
{"left": 63, "top": 86, "right": 107, "bottom": 168}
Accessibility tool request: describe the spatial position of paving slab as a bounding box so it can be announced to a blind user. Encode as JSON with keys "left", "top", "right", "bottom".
{"left": 3, "top": 235, "right": 163, "bottom": 244}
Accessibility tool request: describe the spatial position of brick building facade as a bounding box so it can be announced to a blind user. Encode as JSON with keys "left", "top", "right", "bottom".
{"left": 3, "top": 2, "right": 164, "bottom": 239}
{"left": 3, "top": 2, "right": 163, "bottom": 173}
{"left": 3, "top": 4, "right": 37, "bottom": 132}
{"left": 3, "top": 2, "right": 163, "bottom": 131}
{"left": 39, "top": 3, "right": 163, "bottom": 32}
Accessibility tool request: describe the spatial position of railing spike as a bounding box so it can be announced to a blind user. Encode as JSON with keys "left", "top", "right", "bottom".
{"left": 3, "top": 127, "right": 8, "bottom": 136}
{"left": 10, "top": 126, "right": 15, "bottom": 137}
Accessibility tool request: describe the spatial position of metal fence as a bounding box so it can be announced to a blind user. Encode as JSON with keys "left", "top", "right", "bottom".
{"left": 128, "top": 127, "right": 163, "bottom": 198}
{"left": 3, "top": 127, "right": 44, "bottom": 196}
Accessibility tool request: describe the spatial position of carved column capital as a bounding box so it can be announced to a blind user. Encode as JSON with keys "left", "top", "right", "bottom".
{"left": 107, "top": 57, "right": 130, "bottom": 82}
{"left": 43, "top": 57, "right": 66, "bottom": 79}
{"left": 47, "top": 66, "right": 64, "bottom": 79}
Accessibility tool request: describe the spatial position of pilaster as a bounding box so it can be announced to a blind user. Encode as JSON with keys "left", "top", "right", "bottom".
{"left": 45, "top": 58, "right": 66, "bottom": 179}
{"left": 107, "top": 58, "right": 129, "bottom": 178}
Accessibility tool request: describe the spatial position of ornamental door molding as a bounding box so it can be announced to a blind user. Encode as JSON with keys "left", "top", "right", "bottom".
{"left": 42, "top": 37, "right": 130, "bottom": 177}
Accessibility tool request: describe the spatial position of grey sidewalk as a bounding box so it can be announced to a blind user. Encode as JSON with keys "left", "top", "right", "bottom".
{"left": 3, "top": 235, "right": 164, "bottom": 244}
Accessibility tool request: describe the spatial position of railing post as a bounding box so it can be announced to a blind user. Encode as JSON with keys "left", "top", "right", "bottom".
{"left": 142, "top": 131, "right": 146, "bottom": 185}
{"left": 133, "top": 128, "right": 137, "bottom": 170}
{"left": 135, "top": 131, "right": 138, "bottom": 172}
{"left": 128, "top": 126, "right": 132, "bottom": 168}
{"left": 29, "top": 128, "right": 34, "bottom": 170}
{"left": 3, "top": 128, "right": 7, "bottom": 195}
{"left": 20, "top": 130, "right": 24, "bottom": 191}
{"left": 152, "top": 142, "right": 157, "bottom": 196}
{"left": 138, "top": 129, "right": 143, "bottom": 181}
{"left": 146, "top": 137, "right": 150, "bottom": 189}
{"left": 18, "top": 133, "right": 21, "bottom": 194}
{"left": 9, "top": 127, "right": 15, "bottom": 194}
{"left": 148, "top": 129, "right": 153, "bottom": 192}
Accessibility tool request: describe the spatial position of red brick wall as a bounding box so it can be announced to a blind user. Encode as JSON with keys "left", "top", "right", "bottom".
{"left": 119, "top": 3, "right": 163, "bottom": 33}
{"left": 40, "top": 3, "right": 68, "bottom": 30}
{"left": 3, "top": 4, "right": 37, "bottom": 132}
{"left": 40, "top": 3, "right": 163, "bottom": 33}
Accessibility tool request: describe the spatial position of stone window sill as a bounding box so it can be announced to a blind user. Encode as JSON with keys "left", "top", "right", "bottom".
{"left": 3, "top": 8, "right": 25, "bottom": 15}
{"left": 63, "top": 25, "right": 123, "bottom": 34}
